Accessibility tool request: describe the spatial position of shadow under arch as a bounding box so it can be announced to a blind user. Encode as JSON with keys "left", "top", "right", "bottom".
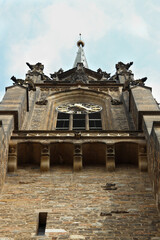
{"left": 50, "top": 142, "right": 74, "bottom": 166}
{"left": 115, "top": 142, "right": 138, "bottom": 166}
{"left": 82, "top": 142, "right": 106, "bottom": 167}
{"left": 18, "top": 142, "right": 41, "bottom": 167}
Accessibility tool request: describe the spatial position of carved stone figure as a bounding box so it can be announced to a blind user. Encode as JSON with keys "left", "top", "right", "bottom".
{"left": 11, "top": 76, "right": 36, "bottom": 91}
{"left": 71, "top": 68, "right": 88, "bottom": 84}
{"left": 11, "top": 76, "right": 24, "bottom": 86}
{"left": 111, "top": 99, "right": 123, "bottom": 105}
{"left": 116, "top": 61, "right": 133, "bottom": 74}
{"left": 36, "top": 99, "right": 48, "bottom": 105}
{"left": 97, "top": 68, "right": 111, "bottom": 80}
{"left": 123, "top": 76, "right": 147, "bottom": 91}
{"left": 97, "top": 68, "right": 103, "bottom": 74}
{"left": 26, "top": 62, "right": 44, "bottom": 74}
{"left": 130, "top": 77, "right": 147, "bottom": 86}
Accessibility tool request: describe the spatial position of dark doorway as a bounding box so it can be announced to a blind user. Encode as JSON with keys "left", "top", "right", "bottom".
{"left": 115, "top": 142, "right": 138, "bottom": 165}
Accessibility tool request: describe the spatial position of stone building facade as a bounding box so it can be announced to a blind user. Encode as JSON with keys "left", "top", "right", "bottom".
{"left": 0, "top": 40, "right": 160, "bottom": 239}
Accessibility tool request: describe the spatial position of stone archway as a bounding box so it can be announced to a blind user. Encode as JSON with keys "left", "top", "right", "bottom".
{"left": 115, "top": 142, "right": 138, "bottom": 166}
{"left": 50, "top": 143, "right": 74, "bottom": 166}
{"left": 18, "top": 142, "right": 41, "bottom": 167}
{"left": 82, "top": 143, "right": 106, "bottom": 167}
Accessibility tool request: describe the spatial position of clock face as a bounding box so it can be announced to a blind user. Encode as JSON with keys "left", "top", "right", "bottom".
{"left": 57, "top": 103, "right": 102, "bottom": 114}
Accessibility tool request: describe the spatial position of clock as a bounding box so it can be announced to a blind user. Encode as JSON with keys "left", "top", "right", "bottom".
{"left": 57, "top": 103, "right": 102, "bottom": 114}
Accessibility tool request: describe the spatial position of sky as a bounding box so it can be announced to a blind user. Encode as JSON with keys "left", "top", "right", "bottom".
{"left": 0, "top": 0, "right": 160, "bottom": 102}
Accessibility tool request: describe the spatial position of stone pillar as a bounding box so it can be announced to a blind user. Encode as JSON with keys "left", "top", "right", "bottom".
{"left": 106, "top": 144, "right": 115, "bottom": 171}
{"left": 138, "top": 144, "right": 148, "bottom": 172}
{"left": 8, "top": 144, "right": 17, "bottom": 172}
{"left": 40, "top": 144, "right": 50, "bottom": 171}
{"left": 73, "top": 144, "right": 83, "bottom": 171}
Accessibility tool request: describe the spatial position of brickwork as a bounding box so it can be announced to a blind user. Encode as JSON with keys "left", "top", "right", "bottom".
{"left": 0, "top": 166, "right": 159, "bottom": 240}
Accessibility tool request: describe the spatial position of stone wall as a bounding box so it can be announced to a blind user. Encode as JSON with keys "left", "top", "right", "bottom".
{"left": 0, "top": 85, "right": 28, "bottom": 191}
{"left": 143, "top": 117, "right": 160, "bottom": 211}
{"left": 0, "top": 167, "right": 159, "bottom": 239}
{"left": 130, "top": 87, "right": 160, "bottom": 211}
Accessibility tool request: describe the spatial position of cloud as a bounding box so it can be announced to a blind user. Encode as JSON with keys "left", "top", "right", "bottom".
{"left": 7, "top": 0, "right": 111, "bottom": 77}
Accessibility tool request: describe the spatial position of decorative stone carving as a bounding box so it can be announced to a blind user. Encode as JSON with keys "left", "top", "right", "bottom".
{"left": 97, "top": 68, "right": 111, "bottom": 80}
{"left": 40, "top": 144, "right": 50, "bottom": 171}
{"left": 97, "top": 68, "right": 103, "bottom": 74}
{"left": 74, "top": 132, "right": 81, "bottom": 138}
{"left": 116, "top": 61, "right": 133, "bottom": 74}
{"left": 26, "top": 62, "right": 44, "bottom": 74}
{"left": 50, "top": 68, "right": 64, "bottom": 80}
{"left": 106, "top": 144, "right": 115, "bottom": 171}
{"left": 73, "top": 144, "right": 82, "bottom": 171}
{"left": 109, "top": 87, "right": 119, "bottom": 92}
{"left": 111, "top": 99, "right": 123, "bottom": 105}
{"left": 8, "top": 144, "right": 17, "bottom": 172}
{"left": 123, "top": 76, "right": 147, "bottom": 91}
{"left": 11, "top": 76, "right": 36, "bottom": 91}
{"left": 36, "top": 99, "right": 48, "bottom": 105}
{"left": 26, "top": 62, "right": 51, "bottom": 82}
{"left": 138, "top": 144, "right": 148, "bottom": 172}
{"left": 109, "top": 74, "right": 118, "bottom": 81}
{"left": 130, "top": 77, "right": 147, "bottom": 87}
{"left": 71, "top": 67, "right": 88, "bottom": 84}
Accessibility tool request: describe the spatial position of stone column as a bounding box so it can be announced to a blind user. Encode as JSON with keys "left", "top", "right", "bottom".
{"left": 138, "top": 144, "right": 148, "bottom": 172}
{"left": 8, "top": 144, "right": 17, "bottom": 172}
{"left": 73, "top": 144, "right": 83, "bottom": 171}
{"left": 106, "top": 144, "right": 115, "bottom": 171}
{"left": 40, "top": 144, "right": 50, "bottom": 171}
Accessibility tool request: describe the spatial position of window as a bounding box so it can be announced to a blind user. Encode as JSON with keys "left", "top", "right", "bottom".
{"left": 56, "top": 112, "right": 70, "bottom": 130}
{"left": 89, "top": 112, "right": 102, "bottom": 130}
{"left": 37, "top": 212, "right": 48, "bottom": 236}
{"left": 56, "top": 112, "right": 102, "bottom": 130}
{"left": 73, "top": 114, "right": 85, "bottom": 130}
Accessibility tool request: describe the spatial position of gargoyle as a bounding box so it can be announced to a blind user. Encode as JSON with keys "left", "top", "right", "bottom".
{"left": 97, "top": 68, "right": 103, "bottom": 74}
{"left": 131, "top": 77, "right": 147, "bottom": 86}
{"left": 116, "top": 61, "right": 133, "bottom": 73}
{"left": 11, "top": 76, "right": 24, "bottom": 85}
{"left": 50, "top": 68, "right": 64, "bottom": 80}
{"left": 11, "top": 76, "right": 36, "bottom": 91}
{"left": 26, "top": 62, "right": 44, "bottom": 74}
{"left": 103, "top": 72, "right": 111, "bottom": 79}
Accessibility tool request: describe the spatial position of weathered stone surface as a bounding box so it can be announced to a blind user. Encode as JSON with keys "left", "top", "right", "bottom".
{"left": 0, "top": 166, "right": 159, "bottom": 239}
